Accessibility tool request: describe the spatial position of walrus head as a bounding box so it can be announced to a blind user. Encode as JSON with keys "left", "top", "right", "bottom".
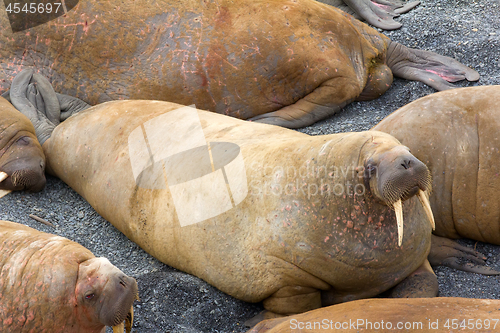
{"left": 360, "top": 133, "right": 434, "bottom": 246}
{"left": 0, "top": 96, "right": 46, "bottom": 192}
{"left": 0, "top": 135, "right": 46, "bottom": 192}
{"left": 75, "top": 257, "right": 139, "bottom": 332}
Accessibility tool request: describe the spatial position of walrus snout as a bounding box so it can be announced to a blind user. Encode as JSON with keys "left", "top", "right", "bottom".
{"left": 77, "top": 257, "right": 139, "bottom": 330}
{"left": 104, "top": 273, "right": 139, "bottom": 327}
{"left": 366, "top": 146, "right": 434, "bottom": 245}
{"left": 0, "top": 157, "right": 46, "bottom": 192}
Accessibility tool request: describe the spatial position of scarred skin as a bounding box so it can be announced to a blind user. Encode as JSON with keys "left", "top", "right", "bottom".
{"left": 21, "top": 96, "right": 438, "bottom": 315}
{"left": 0, "top": 97, "right": 45, "bottom": 192}
{"left": 248, "top": 297, "right": 500, "bottom": 332}
{"left": 0, "top": 220, "right": 138, "bottom": 333}
{"left": 0, "top": 0, "right": 478, "bottom": 128}
{"left": 373, "top": 86, "right": 500, "bottom": 274}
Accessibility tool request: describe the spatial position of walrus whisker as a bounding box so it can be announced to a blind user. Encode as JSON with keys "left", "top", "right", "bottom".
{"left": 0, "top": 171, "right": 7, "bottom": 182}
{"left": 111, "top": 305, "right": 133, "bottom": 333}
{"left": 394, "top": 199, "right": 403, "bottom": 246}
{"left": 418, "top": 189, "right": 435, "bottom": 230}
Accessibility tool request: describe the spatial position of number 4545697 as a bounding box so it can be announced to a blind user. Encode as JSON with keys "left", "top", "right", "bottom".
{"left": 5, "top": 2, "right": 62, "bottom": 14}
{"left": 444, "top": 318, "right": 499, "bottom": 330}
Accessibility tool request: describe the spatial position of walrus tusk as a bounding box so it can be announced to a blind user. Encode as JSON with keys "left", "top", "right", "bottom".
{"left": 0, "top": 171, "right": 7, "bottom": 182}
{"left": 112, "top": 322, "right": 124, "bottom": 333}
{"left": 417, "top": 189, "right": 435, "bottom": 230}
{"left": 394, "top": 199, "right": 403, "bottom": 246}
{"left": 125, "top": 305, "right": 134, "bottom": 333}
{"left": 112, "top": 305, "right": 134, "bottom": 333}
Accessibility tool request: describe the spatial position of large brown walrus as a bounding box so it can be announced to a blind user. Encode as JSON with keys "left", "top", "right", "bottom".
{"left": 13, "top": 71, "right": 438, "bottom": 316}
{"left": 373, "top": 85, "right": 500, "bottom": 274}
{"left": 0, "top": 96, "right": 45, "bottom": 192}
{"left": 0, "top": 0, "right": 478, "bottom": 128}
{"left": 0, "top": 220, "right": 138, "bottom": 333}
{"left": 248, "top": 297, "right": 500, "bottom": 332}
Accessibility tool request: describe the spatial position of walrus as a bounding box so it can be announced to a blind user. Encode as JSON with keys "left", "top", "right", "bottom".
{"left": 0, "top": 220, "right": 138, "bottom": 333}
{"left": 14, "top": 73, "right": 439, "bottom": 316}
{"left": 0, "top": 0, "right": 478, "bottom": 128}
{"left": 0, "top": 96, "right": 45, "bottom": 192}
{"left": 373, "top": 85, "right": 500, "bottom": 274}
{"left": 248, "top": 297, "right": 500, "bottom": 332}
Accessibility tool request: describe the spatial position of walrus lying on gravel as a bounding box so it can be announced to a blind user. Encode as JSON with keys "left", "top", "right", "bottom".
{"left": 0, "top": 96, "right": 45, "bottom": 192}
{"left": 14, "top": 72, "right": 438, "bottom": 316}
{"left": 0, "top": 220, "right": 138, "bottom": 333}
{"left": 373, "top": 86, "right": 500, "bottom": 275}
{"left": 0, "top": 0, "right": 478, "bottom": 128}
{"left": 248, "top": 297, "right": 500, "bottom": 332}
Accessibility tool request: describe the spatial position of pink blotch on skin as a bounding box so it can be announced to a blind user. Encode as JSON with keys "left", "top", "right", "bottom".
{"left": 324, "top": 236, "right": 329, "bottom": 242}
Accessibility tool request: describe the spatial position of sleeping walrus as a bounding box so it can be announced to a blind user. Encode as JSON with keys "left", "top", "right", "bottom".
{"left": 0, "top": 220, "right": 138, "bottom": 333}
{"left": 13, "top": 71, "right": 438, "bottom": 316}
{"left": 1, "top": 0, "right": 477, "bottom": 128}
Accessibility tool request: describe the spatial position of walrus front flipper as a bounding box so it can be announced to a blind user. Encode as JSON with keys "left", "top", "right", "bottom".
{"left": 386, "top": 260, "right": 438, "bottom": 298}
{"left": 10, "top": 69, "right": 56, "bottom": 146}
{"left": 429, "top": 235, "right": 500, "bottom": 275}
{"left": 386, "top": 42, "right": 480, "bottom": 91}
{"left": 249, "top": 77, "right": 361, "bottom": 128}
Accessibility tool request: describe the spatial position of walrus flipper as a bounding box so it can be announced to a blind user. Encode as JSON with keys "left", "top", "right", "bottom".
{"left": 57, "top": 93, "right": 91, "bottom": 121}
{"left": 343, "top": 0, "right": 420, "bottom": 30}
{"left": 318, "top": 0, "right": 419, "bottom": 30}
{"left": 10, "top": 69, "right": 56, "bottom": 146}
{"left": 386, "top": 42, "right": 480, "bottom": 91}
{"left": 386, "top": 260, "right": 439, "bottom": 298}
{"left": 429, "top": 235, "right": 500, "bottom": 275}
{"left": 249, "top": 77, "right": 361, "bottom": 128}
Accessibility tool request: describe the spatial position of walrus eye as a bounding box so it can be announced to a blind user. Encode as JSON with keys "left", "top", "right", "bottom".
{"left": 16, "top": 137, "right": 30, "bottom": 146}
{"left": 85, "top": 293, "right": 95, "bottom": 300}
{"left": 364, "top": 164, "right": 377, "bottom": 178}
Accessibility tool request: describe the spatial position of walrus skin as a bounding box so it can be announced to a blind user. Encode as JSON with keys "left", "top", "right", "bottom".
{"left": 248, "top": 297, "right": 500, "bottom": 332}
{"left": 18, "top": 92, "right": 439, "bottom": 315}
{"left": 0, "top": 0, "right": 478, "bottom": 128}
{"left": 373, "top": 86, "right": 500, "bottom": 274}
{"left": 0, "top": 97, "right": 45, "bottom": 192}
{"left": 0, "top": 220, "right": 138, "bottom": 333}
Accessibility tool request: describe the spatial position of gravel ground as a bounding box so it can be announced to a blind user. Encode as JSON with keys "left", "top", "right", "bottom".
{"left": 1, "top": 1, "right": 500, "bottom": 332}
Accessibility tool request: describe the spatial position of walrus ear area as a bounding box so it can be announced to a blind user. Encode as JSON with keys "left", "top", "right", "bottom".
{"left": 385, "top": 41, "right": 480, "bottom": 91}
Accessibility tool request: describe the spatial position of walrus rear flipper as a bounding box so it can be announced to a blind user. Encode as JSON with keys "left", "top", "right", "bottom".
{"left": 386, "top": 41, "right": 480, "bottom": 91}
{"left": 10, "top": 69, "right": 56, "bottom": 146}
{"left": 343, "top": 0, "right": 420, "bottom": 30}
{"left": 10, "top": 69, "right": 90, "bottom": 145}
{"left": 429, "top": 235, "right": 500, "bottom": 275}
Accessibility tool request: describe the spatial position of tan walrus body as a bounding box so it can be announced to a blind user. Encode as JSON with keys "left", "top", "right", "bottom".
{"left": 35, "top": 99, "right": 436, "bottom": 314}
{"left": 0, "top": 97, "right": 45, "bottom": 192}
{"left": 0, "top": 220, "right": 138, "bottom": 333}
{"left": 0, "top": 0, "right": 478, "bottom": 128}
{"left": 248, "top": 297, "right": 500, "bottom": 333}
